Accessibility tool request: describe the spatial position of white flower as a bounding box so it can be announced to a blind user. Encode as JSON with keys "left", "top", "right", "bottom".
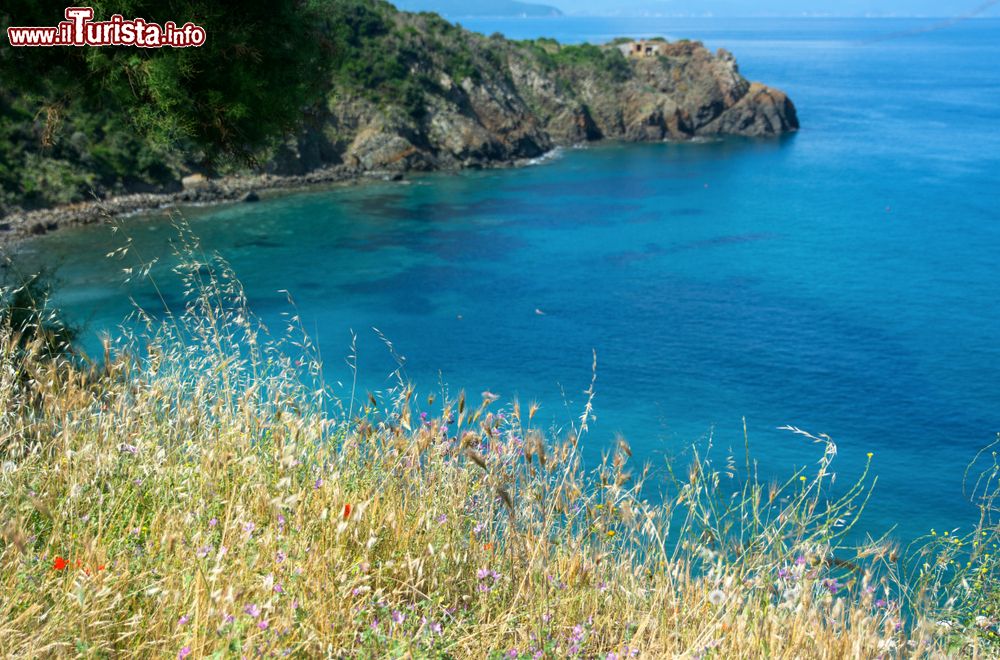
{"left": 877, "top": 639, "right": 897, "bottom": 651}
{"left": 975, "top": 615, "right": 993, "bottom": 629}
{"left": 781, "top": 586, "right": 801, "bottom": 603}
{"left": 708, "top": 589, "right": 726, "bottom": 606}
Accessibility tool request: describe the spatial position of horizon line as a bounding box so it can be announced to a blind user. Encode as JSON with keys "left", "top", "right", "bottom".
{"left": 448, "top": 12, "right": 1000, "bottom": 19}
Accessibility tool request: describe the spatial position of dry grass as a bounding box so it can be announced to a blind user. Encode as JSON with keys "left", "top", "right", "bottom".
{"left": 1, "top": 231, "right": 998, "bottom": 658}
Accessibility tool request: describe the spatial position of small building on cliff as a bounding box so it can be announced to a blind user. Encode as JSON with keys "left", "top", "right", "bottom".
{"left": 619, "top": 40, "right": 666, "bottom": 59}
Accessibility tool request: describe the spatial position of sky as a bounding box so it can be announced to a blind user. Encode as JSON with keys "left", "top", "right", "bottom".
{"left": 524, "top": 0, "right": 999, "bottom": 17}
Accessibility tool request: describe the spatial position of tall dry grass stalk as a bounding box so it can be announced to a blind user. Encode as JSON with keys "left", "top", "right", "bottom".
{"left": 1, "top": 226, "right": 998, "bottom": 658}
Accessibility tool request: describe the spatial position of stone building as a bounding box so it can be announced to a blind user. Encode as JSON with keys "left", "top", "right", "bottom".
{"left": 618, "top": 40, "right": 666, "bottom": 59}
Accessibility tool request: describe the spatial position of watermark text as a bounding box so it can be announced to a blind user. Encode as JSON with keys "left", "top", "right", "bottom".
{"left": 7, "top": 7, "right": 206, "bottom": 48}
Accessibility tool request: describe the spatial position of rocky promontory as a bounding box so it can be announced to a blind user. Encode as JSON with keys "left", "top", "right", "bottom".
{"left": 275, "top": 33, "right": 798, "bottom": 175}
{"left": 0, "top": 8, "right": 797, "bottom": 241}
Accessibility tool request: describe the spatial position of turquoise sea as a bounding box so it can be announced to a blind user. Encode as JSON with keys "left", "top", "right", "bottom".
{"left": 13, "top": 18, "right": 1000, "bottom": 542}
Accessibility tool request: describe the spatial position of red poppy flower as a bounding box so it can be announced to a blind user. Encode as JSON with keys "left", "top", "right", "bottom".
{"left": 342, "top": 503, "right": 352, "bottom": 520}
{"left": 53, "top": 556, "right": 68, "bottom": 570}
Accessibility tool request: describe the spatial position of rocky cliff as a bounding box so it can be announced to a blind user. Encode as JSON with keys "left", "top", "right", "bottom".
{"left": 272, "top": 20, "right": 798, "bottom": 176}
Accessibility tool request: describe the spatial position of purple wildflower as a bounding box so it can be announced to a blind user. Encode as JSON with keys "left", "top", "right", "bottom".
{"left": 243, "top": 521, "right": 255, "bottom": 536}
{"left": 178, "top": 614, "right": 190, "bottom": 626}
{"left": 276, "top": 550, "right": 287, "bottom": 564}
{"left": 208, "top": 517, "right": 218, "bottom": 528}
{"left": 258, "top": 620, "right": 269, "bottom": 631}
{"left": 178, "top": 647, "right": 191, "bottom": 659}
{"left": 314, "top": 478, "right": 323, "bottom": 490}
{"left": 391, "top": 610, "right": 405, "bottom": 625}
{"left": 196, "top": 545, "right": 212, "bottom": 559}
{"left": 244, "top": 603, "right": 261, "bottom": 618}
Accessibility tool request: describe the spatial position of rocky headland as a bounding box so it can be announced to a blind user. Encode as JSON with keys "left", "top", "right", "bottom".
{"left": 0, "top": 10, "right": 798, "bottom": 243}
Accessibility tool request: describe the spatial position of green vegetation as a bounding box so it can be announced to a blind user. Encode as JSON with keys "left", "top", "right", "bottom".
{"left": 0, "top": 0, "right": 334, "bottom": 213}
{"left": 0, "top": 258, "right": 76, "bottom": 358}
{"left": 0, "top": 93, "right": 185, "bottom": 211}
{"left": 522, "top": 39, "right": 632, "bottom": 82}
{"left": 0, "top": 0, "right": 329, "bottom": 163}
{"left": 0, "top": 1, "right": 758, "bottom": 219}
{"left": 0, "top": 233, "right": 998, "bottom": 656}
{"left": 318, "top": 1, "right": 440, "bottom": 122}
{"left": 0, "top": 0, "right": 511, "bottom": 212}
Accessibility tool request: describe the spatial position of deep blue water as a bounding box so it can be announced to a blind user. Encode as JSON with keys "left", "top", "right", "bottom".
{"left": 13, "top": 18, "right": 1000, "bottom": 542}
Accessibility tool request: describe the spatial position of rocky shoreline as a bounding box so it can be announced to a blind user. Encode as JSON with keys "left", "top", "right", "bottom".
{"left": 0, "top": 156, "right": 554, "bottom": 245}
{"left": 0, "top": 164, "right": 350, "bottom": 244}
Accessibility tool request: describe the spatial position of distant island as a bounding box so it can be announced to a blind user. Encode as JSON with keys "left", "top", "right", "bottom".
{"left": 392, "top": 0, "right": 563, "bottom": 18}
{"left": 1, "top": 3, "right": 796, "bottom": 239}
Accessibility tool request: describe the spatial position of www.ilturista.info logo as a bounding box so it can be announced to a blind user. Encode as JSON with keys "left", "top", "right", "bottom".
{"left": 7, "top": 7, "right": 206, "bottom": 48}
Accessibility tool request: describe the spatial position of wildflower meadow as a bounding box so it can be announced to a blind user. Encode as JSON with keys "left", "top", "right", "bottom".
{"left": 1, "top": 227, "right": 998, "bottom": 657}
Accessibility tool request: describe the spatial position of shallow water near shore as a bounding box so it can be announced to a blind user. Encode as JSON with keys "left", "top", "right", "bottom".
{"left": 13, "top": 18, "right": 1000, "bottom": 543}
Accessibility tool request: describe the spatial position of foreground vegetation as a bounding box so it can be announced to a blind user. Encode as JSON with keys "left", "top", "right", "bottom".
{"left": 1, "top": 236, "right": 999, "bottom": 657}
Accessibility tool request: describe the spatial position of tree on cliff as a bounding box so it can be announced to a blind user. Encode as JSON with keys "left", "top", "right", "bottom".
{"left": 0, "top": 0, "right": 333, "bottom": 164}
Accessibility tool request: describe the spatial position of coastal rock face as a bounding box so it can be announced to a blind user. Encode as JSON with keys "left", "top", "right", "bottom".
{"left": 271, "top": 19, "right": 798, "bottom": 176}
{"left": 0, "top": 7, "right": 798, "bottom": 226}
{"left": 701, "top": 83, "right": 799, "bottom": 136}
{"left": 509, "top": 40, "right": 798, "bottom": 143}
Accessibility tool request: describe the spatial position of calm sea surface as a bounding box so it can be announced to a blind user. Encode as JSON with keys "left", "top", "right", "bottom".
{"left": 14, "top": 18, "right": 1000, "bottom": 542}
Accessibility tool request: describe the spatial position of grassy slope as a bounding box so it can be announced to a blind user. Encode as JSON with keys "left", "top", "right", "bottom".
{"left": 1, "top": 232, "right": 998, "bottom": 657}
